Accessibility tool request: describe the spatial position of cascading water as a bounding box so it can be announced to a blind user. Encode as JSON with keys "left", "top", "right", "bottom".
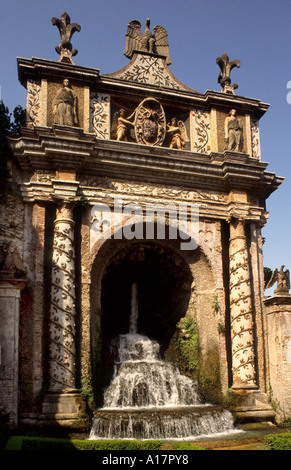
{"left": 89, "top": 282, "right": 237, "bottom": 440}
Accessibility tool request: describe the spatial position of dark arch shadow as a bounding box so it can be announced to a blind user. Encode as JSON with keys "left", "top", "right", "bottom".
{"left": 92, "top": 236, "right": 193, "bottom": 406}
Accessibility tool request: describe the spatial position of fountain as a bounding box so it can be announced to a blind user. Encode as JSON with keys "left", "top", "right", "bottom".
{"left": 89, "top": 282, "right": 237, "bottom": 440}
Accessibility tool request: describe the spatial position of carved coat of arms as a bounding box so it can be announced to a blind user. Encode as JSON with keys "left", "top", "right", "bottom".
{"left": 134, "top": 98, "right": 166, "bottom": 146}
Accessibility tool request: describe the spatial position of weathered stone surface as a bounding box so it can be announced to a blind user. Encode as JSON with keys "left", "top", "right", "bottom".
{"left": 264, "top": 296, "right": 291, "bottom": 422}
{"left": 0, "top": 16, "right": 287, "bottom": 431}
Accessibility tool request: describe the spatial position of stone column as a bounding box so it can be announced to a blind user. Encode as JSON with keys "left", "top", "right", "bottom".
{"left": 49, "top": 201, "right": 76, "bottom": 392}
{"left": 264, "top": 295, "right": 291, "bottom": 423}
{"left": 229, "top": 218, "right": 257, "bottom": 388}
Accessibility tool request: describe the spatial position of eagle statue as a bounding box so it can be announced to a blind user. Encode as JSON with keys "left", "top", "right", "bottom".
{"left": 124, "top": 19, "right": 171, "bottom": 65}
{"left": 266, "top": 265, "right": 290, "bottom": 293}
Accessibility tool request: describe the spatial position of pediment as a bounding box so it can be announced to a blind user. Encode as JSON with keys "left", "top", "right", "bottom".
{"left": 104, "top": 52, "right": 195, "bottom": 92}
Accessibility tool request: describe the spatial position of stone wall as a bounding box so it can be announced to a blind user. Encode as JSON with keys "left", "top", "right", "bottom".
{"left": 0, "top": 284, "right": 21, "bottom": 427}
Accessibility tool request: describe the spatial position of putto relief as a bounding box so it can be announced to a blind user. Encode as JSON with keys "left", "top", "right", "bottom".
{"left": 166, "top": 117, "right": 189, "bottom": 150}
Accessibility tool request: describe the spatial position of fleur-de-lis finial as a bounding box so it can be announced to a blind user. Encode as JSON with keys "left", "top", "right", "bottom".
{"left": 216, "top": 52, "right": 241, "bottom": 94}
{"left": 51, "top": 12, "right": 81, "bottom": 64}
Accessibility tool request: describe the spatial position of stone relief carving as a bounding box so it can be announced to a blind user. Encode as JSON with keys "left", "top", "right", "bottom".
{"left": 216, "top": 52, "right": 241, "bottom": 94}
{"left": 266, "top": 265, "right": 290, "bottom": 295}
{"left": 250, "top": 118, "right": 261, "bottom": 159}
{"left": 51, "top": 11, "right": 81, "bottom": 64}
{"left": 166, "top": 117, "right": 189, "bottom": 150}
{"left": 78, "top": 176, "right": 228, "bottom": 203}
{"left": 26, "top": 79, "right": 41, "bottom": 128}
{"left": 191, "top": 110, "right": 211, "bottom": 154}
{"left": 111, "top": 108, "right": 136, "bottom": 142}
{"left": 134, "top": 98, "right": 166, "bottom": 146}
{"left": 53, "top": 79, "right": 79, "bottom": 127}
{"left": 119, "top": 55, "right": 180, "bottom": 89}
{"left": 225, "top": 109, "right": 243, "bottom": 152}
{"left": 34, "top": 170, "right": 56, "bottom": 182}
{"left": 124, "top": 19, "right": 171, "bottom": 65}
{"left": 90, "top": 92, "right": 110, "bottom": 139}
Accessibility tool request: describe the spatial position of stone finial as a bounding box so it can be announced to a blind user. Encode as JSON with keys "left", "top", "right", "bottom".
{"left": 266, "top": 265, "right": 290, "bottom": 295}
{"left": 216, "top": 52, "right": 241, "bottom": 94}
{"left": 124, "top": 18, "right": 171, "bottom": 65}
{"left": 51, "top": 12, "right": 81, "bottom": 64}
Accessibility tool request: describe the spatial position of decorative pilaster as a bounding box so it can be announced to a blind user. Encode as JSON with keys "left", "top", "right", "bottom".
{"left": 229, "top": 218, "right": 257, "bottom": 388}
{"left": 49, "top": 201, "right": 76, "bottom": 392}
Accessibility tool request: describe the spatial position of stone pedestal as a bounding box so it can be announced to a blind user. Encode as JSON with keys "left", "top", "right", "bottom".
{"left": 264, "top": 295, "right": 291, "bottom": 422}
{"left": 41, "top": 391, "right": 87, "bottom": 428}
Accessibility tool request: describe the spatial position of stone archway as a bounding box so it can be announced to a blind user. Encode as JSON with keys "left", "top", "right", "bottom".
{"left": 89, "top": 223, "right": 223, "bottom": 406}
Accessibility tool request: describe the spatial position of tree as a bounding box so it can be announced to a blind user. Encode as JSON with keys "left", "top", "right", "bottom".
{"left": 264, "top": 267, "right": 273, "bottom": 289}
{"left": 0, "top": 100, "right": 25, "bottom": 189}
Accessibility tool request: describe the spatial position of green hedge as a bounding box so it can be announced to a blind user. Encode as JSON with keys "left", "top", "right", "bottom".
{"left": 5, "top": 436, "right": 163, "bottom": 451}
{"left": 264, "top": 432, "right": 291, "bottom": 451}
{"left": 172, "top": 442, "right": 206, "bottom": 451}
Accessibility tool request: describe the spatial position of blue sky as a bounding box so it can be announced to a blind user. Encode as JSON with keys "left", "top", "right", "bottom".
{"left": 1, "top": 0, "right": 290, "bottom": 294}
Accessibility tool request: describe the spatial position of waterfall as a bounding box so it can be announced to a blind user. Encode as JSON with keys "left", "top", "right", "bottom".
{"left": 89, "top": 282, "right": 238, "bottom": 440}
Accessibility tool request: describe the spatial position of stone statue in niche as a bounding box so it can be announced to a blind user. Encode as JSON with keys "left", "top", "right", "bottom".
{"left": 52, "top": 11, "right": 81, "bottom": 64}
{"left": 166, "top": 117, "right": 189, "bottom": 150}
{"left": 53, "top": 79, "right": 79, "bottom": 127}
{"left": 266, "top": 265, "right": 290, "bottom": 295}
{"left": 112, "top": 109, "right": 135, "bottom": 141}
{"left": 225, "top": 109, "right": 243, "bottom": 152}
{"left": 124, "top": 18, "right": 171, "bottom": 65}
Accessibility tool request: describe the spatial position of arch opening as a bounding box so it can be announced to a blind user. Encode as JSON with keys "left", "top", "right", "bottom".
{"left": 94, "top": 240, "right": 193, "bottom": 405}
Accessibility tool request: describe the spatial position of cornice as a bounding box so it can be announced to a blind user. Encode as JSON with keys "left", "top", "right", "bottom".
{"left": 9, "top": 126, "right": 283, "bottom": 200}
{"left": 17, "top": 56, "right": 269, "bottom": 117}
{"left": 17, "top": 57, "right": 100, "bottom": 86}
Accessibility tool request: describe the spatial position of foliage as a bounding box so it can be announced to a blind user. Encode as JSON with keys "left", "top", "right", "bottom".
{"left": 0, "top": 100, "right": 25, "bottom": 188}
{"left": 264, "top": 432, "right": 291, "bottom": 450}
{"left": 264, "top": 267, "right": 273, "bottom": 288}
{"left": 172, "top": 442, "right": 206, "bottom": 450}
{"left": 175, "top": 316, "right": 199, "bottom": 375}
{"left": 5, "top": 436, "right": 164, "bottom": 451}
